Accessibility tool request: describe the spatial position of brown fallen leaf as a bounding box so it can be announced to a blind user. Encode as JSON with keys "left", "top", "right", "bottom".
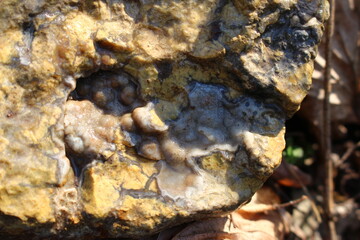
{"left": 271, "top": 160, "right": 312, "bottom": 188}
{"left": 229, "top": 187, "right": 290, "bottom": 240}
{"left": 160, "top": 187, "right": 308, "bottom": 240}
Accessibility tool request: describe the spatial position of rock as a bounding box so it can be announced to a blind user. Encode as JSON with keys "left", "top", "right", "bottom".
{"left": 0, "top": 0, "right": 328, "bottom": 239}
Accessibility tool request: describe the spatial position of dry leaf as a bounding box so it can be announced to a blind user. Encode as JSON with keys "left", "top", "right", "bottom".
{"left": 150, "top": 187, "right": 310, "bottom": 240}
{"left": 272, "top": 160, "right": 312, "bottom": 188}
{"left": 298, "top": 0, "right": 360, "bottom": 139}
{"left": 166, "top": 187, "right": 290, "bottom": 240}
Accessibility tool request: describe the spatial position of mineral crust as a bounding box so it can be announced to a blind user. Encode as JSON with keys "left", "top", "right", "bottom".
{"left": 0, "top": 0, "right": 328, "bottom": 239}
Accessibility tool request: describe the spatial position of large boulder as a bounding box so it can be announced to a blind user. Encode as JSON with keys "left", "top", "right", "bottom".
{"left": 0, "top": 0, "right": 328, "bottom": 239}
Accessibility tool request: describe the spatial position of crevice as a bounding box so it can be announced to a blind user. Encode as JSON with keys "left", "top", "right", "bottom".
{"left": 64, "top": 70, "right": 143, "bottom": 179}
{"left": 22, "top": 20, "right": 36, "bottom": 45}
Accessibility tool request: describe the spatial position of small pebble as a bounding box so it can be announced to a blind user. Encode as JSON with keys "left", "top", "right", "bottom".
{"left": 93, "top": 91, "right": 107, "bottom": 107}
{"left": 132, "top": 103, "right": 168, "bottom": 133}
{"left": 138, "top": 140, "right": 163, "bottom": 161}
{"left": 119, "top": 85, "right": 136, "bottom": 105}
{"left": 160, "top": 136, "right": 187, "bottom": 165}
{"left": 111, "top": 75, "right": 129, "bottom": 88}
{"left": 120, "top": 113, "right": 136, "bottom": 132}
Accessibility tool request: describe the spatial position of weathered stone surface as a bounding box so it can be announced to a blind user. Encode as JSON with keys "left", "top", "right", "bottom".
{"left": 0, "top": 0, "right": 328, "bottom": 239}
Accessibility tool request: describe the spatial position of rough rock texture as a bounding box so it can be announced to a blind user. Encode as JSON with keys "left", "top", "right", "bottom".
{"left": 0, "top": 0, "right": 328, "bottom": 239}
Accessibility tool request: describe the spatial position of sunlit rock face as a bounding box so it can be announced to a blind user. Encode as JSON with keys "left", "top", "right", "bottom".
{"left": 0, "top": 0, "right": 328, "bottom": 239}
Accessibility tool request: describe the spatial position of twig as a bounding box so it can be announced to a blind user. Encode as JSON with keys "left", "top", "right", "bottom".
{"left": 175, "top": 232, "right": 238, "bottom": 240}
{"left": 276, "top": 195, "right": 308, "bottom": 209}
{"left": 238, "top": 195, "right": 308, "bottom": 213}
{"left": 335, "top": 141, "right": 360, "bottom": 167}
{"left": 322, "top": 0, "right": 337, "bottom": 239}
{"left": 283, "top": 162, "right": 322, "bottom": 223}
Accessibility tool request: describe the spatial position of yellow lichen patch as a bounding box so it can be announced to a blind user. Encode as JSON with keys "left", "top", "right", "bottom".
{"left": 116, "top": 196, "right": 175, "bottom": 228}
{"left": 243, "top": 128, "right": 285, "bottom": 180}
{"left": 262, "top": 127, "right": 286, "bottom": 169}
{"left": 129, "top": 61, "right": 242, "bottom": 105}
{"left": 0, "top": 135, "right": 9, "bottom": 153}
{"left": 63, "top": 12, "right": 97, "bottom": 47}
{"left": 114, "top": 144, "right": 159, "bottom": 180}
{"left": 130, "top": 60, "right": 186, "bottom": 101}
{"left": 232, "top": 0, "right": 270, "bottom": 13}
{"left": 95, "top": 21, "right": 134, "bottom": 52}
{"left": 134, "top": 28, "right": 175, "bottom": 60}
{"left": 0, "top": 29, "right": 23, "bottom": 64}
{"left": 0, "top": 156, "right": 10, "bottom": 182}
{"left": 287, "top": 62, "right": 313, "bottom": 86}
{"left": 0, "top": 184, "right": 54, "bottom": 223}
{"left": 82, "top": 160, "right": 152, "bottom": 217}
{"left": 147, "top": 0, "right": 217, "bottom": 52}
{"left": 148, "top": 179, "right": 159, "bottom": 193}
{"left": 148, "top": 109, "right": 167, "bottom": 128}
{"left": 102, "top": 161, "right": 149, "bottom": 190}
{"left": 0, "top": 129, "right": 59, "bottom": 186}
{"left": 31, "top": 38, "right": 57, "bottom": 79}
{"left": 200, "top": 153, "right": 249, "bottom": 192}
{"left": 156, "top": 76, "right": 188, "bottom": 100}
{"left": 60, "top": 12, "right": 97, "bottom": 71}
{"left": 275, "top": 62, "right": 314, "bottom": 113}
{"left": 81, "top": 167, "right": 119, "bottom": 218}
{"left": 130, "top": 63, "right": 160, "bottom": 97}
{"left": 139, "top": 161, "right": 159, "bottom": 178}
{"left": 0, "top": 68, "right": 25, "bottom": 114}
{"left": 173, "top": 64, "right": 212, "bottom": 83}
{"left": 164, "top": 62, "right": 241, "bottom": 93}
{"left": 154, "top": 96, "right": 187, "bottom": 120}
{"left": 201, "top": 153, "right": 229, "bottom": 173}
{"left": 30, "top": 11, "right": 97, "bottom": 79}
{"left": 113, "top": 128, "right": 128, "bottom": 152}
{"left": 19, "top": 106, "right": 62, "bottom": 147}
{"left": 125, "top": 59, "right": 188, "bottom": 101}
